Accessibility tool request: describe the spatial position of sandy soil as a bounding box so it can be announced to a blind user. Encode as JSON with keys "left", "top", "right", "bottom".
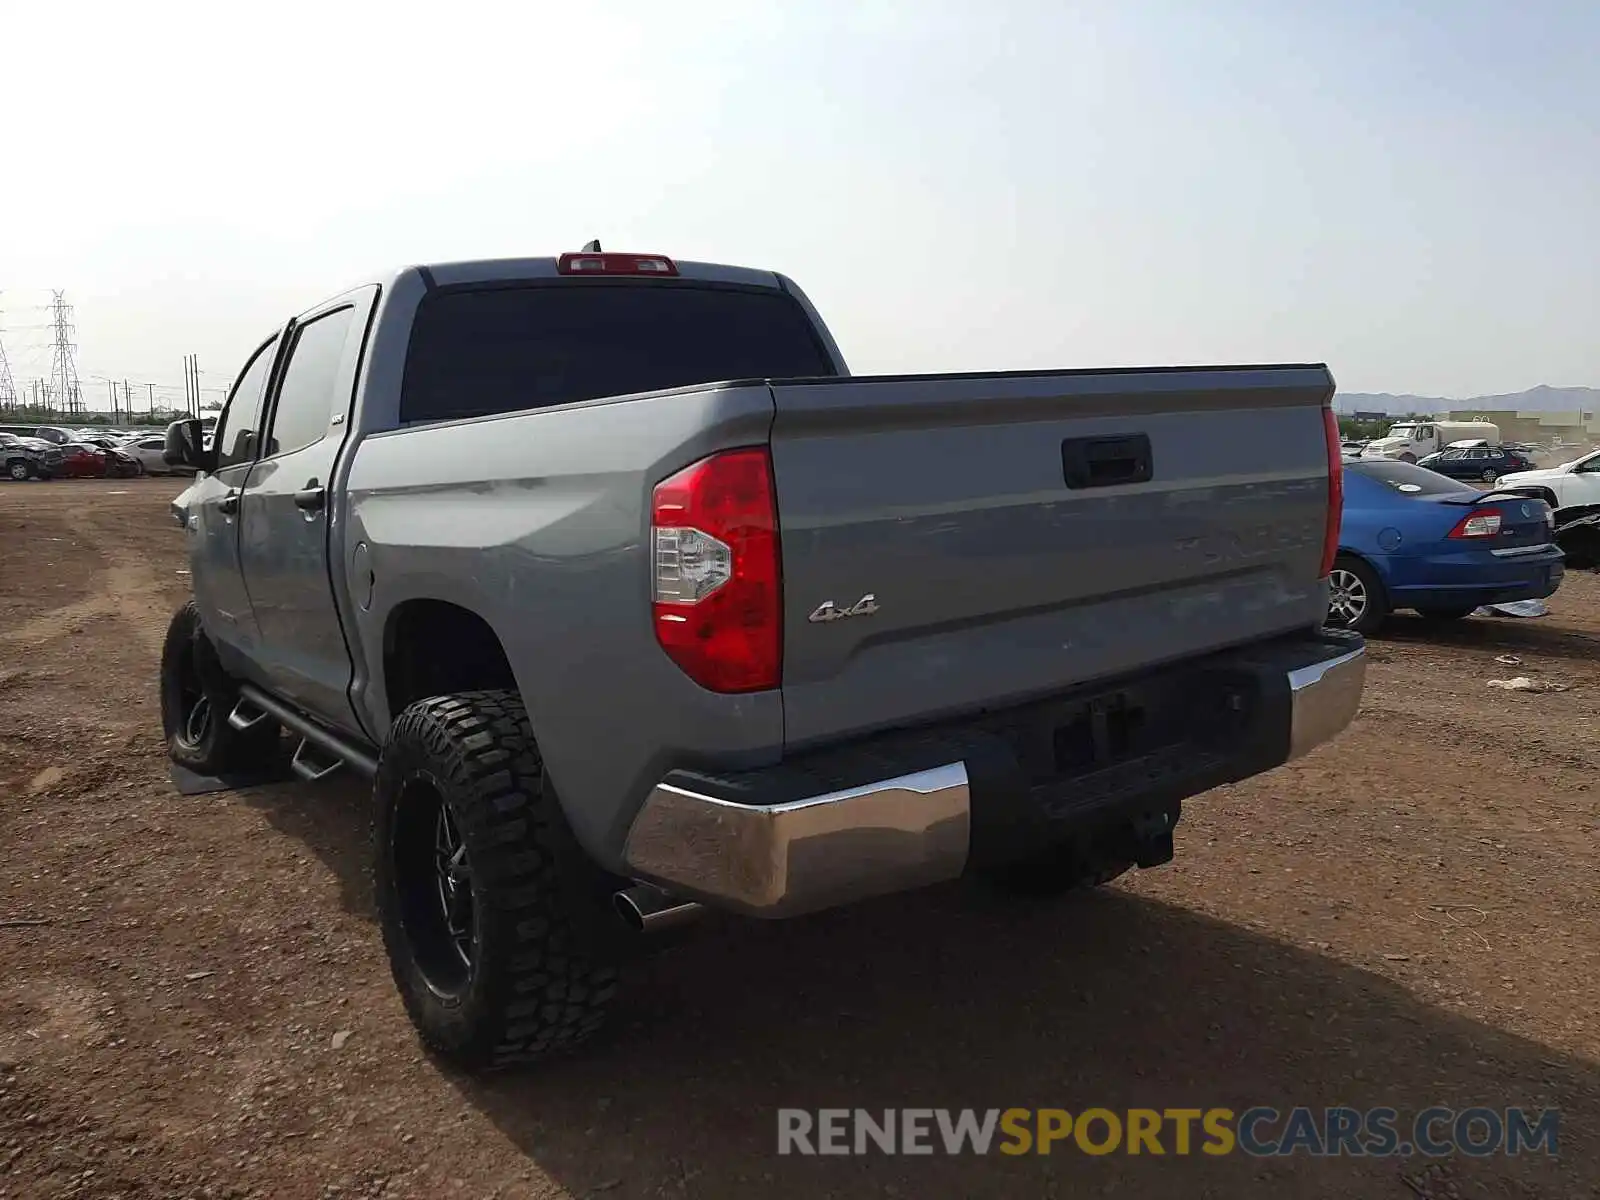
{"left": 0, "top": 478, "right": 1595, "bottom": 1199}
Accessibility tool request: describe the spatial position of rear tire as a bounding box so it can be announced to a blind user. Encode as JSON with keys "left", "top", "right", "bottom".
{"left": 373, "top": 690, "right": 624, "bottom": 1072}
{"left": 159, "top": 601, "right": 282, "bottom": 773}
{"left": 1326, "top": 554, "right": 1389, "bottom": 634}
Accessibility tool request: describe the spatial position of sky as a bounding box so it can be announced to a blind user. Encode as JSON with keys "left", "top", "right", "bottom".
{"left": 2, "top": 0, "right": 1596, "bottom": 410}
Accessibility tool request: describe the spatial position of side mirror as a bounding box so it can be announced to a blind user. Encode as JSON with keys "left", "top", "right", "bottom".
{"left": 164, "top": 418, "right": 214, "bottom": 473}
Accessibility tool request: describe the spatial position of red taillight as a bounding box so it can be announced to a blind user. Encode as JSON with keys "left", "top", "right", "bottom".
{"left": 1321, "top": 406, "right": 1342, "bottom": 578}
{"left": 557, "top": 252, "right": 679, "bottom": 277}
{"left": 1447, "top": 507, "right": 1504, "bottom": 539}
{"left": 651, "top": 448, "right": 782, "bottom": 693}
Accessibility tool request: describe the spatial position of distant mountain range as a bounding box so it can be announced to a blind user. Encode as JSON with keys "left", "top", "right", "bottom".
{"left": 1333, "top": 385, "right": 1600, "bottom": 417}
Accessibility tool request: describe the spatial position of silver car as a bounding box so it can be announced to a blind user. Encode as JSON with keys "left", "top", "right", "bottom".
{"left": 121, "top": 432, "right": 189, "bottom": 475}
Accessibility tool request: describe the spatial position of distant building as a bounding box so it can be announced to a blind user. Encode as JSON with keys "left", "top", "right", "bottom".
{"left": 1446, "top": 409, "right": 1600, "bottom": 449}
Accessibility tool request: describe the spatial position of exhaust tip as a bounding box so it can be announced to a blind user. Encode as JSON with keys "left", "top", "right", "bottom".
{"left": 615, "top": 884, "right": 706, "bottom": 934}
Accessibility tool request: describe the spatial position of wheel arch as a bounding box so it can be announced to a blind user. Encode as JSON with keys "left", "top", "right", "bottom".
{"left": 381, "top": 598, "right": 520, "bottom": 722}
{"left": 1331, "top": 547, "right": 1392, "bottom": 601}
{"left": 372, "top": 595, "right": 635, "bottom": 907}
{"left": 1326, "top": 549, "right": 1390, "bottom": 632}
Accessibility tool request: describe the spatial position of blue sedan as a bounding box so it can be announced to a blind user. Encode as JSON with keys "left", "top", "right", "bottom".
{"left": 1327, "top": 459, "right": 1564, "bottom": 633}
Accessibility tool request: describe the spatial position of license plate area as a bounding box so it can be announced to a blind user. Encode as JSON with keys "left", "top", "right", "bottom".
{"left": 979, "top": 666, "right": 1257, "bottom": 792}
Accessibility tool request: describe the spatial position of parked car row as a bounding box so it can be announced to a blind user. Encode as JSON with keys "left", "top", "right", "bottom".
{"left": 0, "top": 424, "right": 195, "bottom": 480}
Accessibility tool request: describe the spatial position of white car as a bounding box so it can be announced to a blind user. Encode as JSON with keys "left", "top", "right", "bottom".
{"left": 120, "top": 432, "right": 189, "bottom": 476}
{"left": 1496, "top": 447, "right": 1600, "bottom": 510}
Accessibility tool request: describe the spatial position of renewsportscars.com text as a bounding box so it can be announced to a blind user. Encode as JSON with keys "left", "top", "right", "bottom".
{"left": 777, "top": 1107, "right": 1560, "bottom": 1158}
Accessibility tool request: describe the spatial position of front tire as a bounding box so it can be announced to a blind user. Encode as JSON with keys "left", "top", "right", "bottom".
{"left": 159, "top": 601, "right": 282, "bottom": 773}
{"left": 1327, "top": 554, "right": 1390, "bottom": 634}
{"left": 373, "top": 690, "right": 623, "bottom": 1072}
{"left": 6, "top": 460, "right": 30, "bottom": 481}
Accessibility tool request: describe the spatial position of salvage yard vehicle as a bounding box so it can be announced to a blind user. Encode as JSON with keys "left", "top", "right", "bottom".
{"left": 120, "top": 433, "right": 188, "bottom": 475}
{"left": 1417, "top": 442, "right": 1536, "bottom": 485}
{"left": 1494, "top": 446, "right": 1600, "bottom": 512}
{"left": 1553, "top": 506, "right": 1600, "bottom": 569}
{"left": 52, "top": 442, "right": 142, "bottom": 478}
{"left": 52, "top": 444, "right": 109, "bottom": 479}
{"left": 0, "top": 432, "right": 61, "bottom": 480}
{"left": 157, "top": 247, "right": 1365, "bottom": 1071}
{"left": 1361, "top": 419, "right": 1500, "bottom": 463}
{"left": 1326, "top": 459, "right": 1563, "bottom": 634}
{"left": 103, "top": 444, "right": 144, "bottom": 477}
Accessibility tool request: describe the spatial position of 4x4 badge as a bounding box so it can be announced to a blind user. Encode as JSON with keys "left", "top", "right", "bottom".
{"left": 808, "top": 594, "right": 879, "bottom": 624}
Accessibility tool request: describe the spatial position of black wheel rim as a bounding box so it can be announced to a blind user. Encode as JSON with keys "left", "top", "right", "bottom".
{"left": 393, "top": 775, "right": 477, "bottom": 998}
{"left": 433, "top": 804, "right": 474, "bottom": 969}
{"left": 170, "top": 636, "right": 212, "bottom": 750}
{"left": 183, "top": 694, "right": 212, "bottom": 746}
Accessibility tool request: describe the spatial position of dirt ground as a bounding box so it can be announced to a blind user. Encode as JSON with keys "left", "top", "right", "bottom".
{"left": 0, "top": 478, "right": 1596, "bottom": 1200}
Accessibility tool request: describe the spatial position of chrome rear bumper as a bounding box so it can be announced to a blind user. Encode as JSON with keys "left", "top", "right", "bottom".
{"left": 623, "top": 764, "right": 970, "bottom": 919}
{"left": 623, "top": 639, "right": 1365, "bottom": 919}
{"left": 1286, "top": 646, "right": 1366, "bottom": 760}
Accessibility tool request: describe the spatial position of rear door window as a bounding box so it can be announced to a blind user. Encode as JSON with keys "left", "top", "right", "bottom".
{"left": 400, "top": 282, "right": 835, "bottom": 424}
{"left": 261, "top": 307, "right": 356, "bottom": 458}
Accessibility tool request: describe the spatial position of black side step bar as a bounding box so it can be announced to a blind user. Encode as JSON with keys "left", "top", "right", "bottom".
{"left": 235, "top": 683, "right": 380, "bottom": 779}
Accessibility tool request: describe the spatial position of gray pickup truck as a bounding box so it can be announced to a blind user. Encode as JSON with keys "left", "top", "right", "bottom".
{"left": 159, "top": 247, "right": 1365, "bottom": 1070}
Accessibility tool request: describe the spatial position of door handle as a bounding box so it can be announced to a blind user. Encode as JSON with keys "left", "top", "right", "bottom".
{"left": 294, "top": 485, "right": 326, "bottom": 512}
{"left": 218, "top": 489, "right": 240, "bottom": 515}
{"left": 1061, "top": 434, "right": 1154, "bottom": 490}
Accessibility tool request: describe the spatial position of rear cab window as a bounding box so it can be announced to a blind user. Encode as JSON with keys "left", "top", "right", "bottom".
{"left": 1348, "top": 460, "right": 1480, "bottom": 497}
{"left": 399, "top": 281, "right": 836, "bottom": 424}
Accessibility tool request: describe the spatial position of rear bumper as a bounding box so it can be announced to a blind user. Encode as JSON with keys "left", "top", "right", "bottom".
{"left": 622, "top": 631, "right": 1366, "bottom": 918}
{"left": 1384, "top": 544, "right": 1564, "bottom": 608}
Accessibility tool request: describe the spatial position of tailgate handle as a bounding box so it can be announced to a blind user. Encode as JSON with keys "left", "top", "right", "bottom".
{"left": 1061, "top": 434, "right": 1153, "bottom": 489}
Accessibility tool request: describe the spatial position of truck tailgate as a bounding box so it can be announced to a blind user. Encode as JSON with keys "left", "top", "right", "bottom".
{"left": 769, "top": 366, "right": 1335, "bottom": 749}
